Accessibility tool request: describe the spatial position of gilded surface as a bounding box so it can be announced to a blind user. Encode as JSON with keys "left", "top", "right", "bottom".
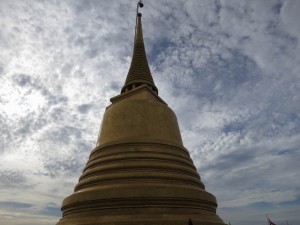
{"left": 56, "top": 11, "right": 226, "bottom": 225}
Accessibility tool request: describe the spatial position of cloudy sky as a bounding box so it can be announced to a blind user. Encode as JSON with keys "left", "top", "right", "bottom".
{"left": 0, "top": 0, "right": 299, "bottom": 224}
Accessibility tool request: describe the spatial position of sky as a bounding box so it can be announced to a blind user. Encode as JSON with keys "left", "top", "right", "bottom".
{"left": 0, "top": 0, "right": 299, "bottom": 224}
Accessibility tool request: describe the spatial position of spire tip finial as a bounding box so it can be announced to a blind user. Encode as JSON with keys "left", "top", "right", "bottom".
{"left": 138, "top": 0, "right": 144, "bottom": 8}
{"left": 137, "top": 0, "right": 144, "bottom": 17}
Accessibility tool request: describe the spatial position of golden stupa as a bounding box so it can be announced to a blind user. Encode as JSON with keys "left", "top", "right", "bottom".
{"left": 56, "top": 2, "right": 226, "bottom": 225}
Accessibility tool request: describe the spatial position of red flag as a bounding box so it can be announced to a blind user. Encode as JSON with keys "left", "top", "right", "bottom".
{"left": 268, "top": 218, "right": 276, "bottom": 225}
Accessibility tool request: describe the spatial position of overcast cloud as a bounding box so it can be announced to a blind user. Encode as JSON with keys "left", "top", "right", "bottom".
{"left": 0, "top": 1, "right": 299, "bottom": 225}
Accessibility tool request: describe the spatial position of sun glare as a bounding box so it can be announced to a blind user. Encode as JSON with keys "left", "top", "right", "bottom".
{"left": 1, "top": 82, "right": 46, "bottom": 118}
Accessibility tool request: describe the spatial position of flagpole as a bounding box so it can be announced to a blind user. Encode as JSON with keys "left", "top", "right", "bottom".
{"left": 266, "top": 215, "right": 277, "bottom": 225}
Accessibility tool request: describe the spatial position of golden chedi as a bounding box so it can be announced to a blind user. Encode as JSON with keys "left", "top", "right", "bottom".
{"left": 56, "top": 4, "right": 226, "bottom": 225}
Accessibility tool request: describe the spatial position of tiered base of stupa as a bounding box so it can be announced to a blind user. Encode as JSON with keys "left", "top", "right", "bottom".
{"left": 57, "top": 143, "right": 225, "bottom": 225}
{"left": 57, "top": 186, "right": 225, "bottom": 225}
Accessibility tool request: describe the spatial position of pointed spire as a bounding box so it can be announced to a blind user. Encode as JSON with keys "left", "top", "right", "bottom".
{"left": 121, "top": 10, "right": 158, "bottom": 94}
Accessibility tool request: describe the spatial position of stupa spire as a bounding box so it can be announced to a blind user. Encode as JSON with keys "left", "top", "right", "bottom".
{"left": 121, "top": 2, "right": 158, "bottom": 94}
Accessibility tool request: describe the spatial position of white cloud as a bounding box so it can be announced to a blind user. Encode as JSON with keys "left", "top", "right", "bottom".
{"left": 280, "top": 0, "right": 300, "bottom": 38}
{"left": 223, "top": 189, "right": 300, "bottom": 208}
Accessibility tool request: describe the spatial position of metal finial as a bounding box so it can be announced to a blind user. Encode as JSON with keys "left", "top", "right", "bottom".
{"left": 138, "top": 0, "right": 144, "bottom": 8}
{"left": 135, "top": 0, "right": 144, "bottom": 37}
{"left": 136, "top": 0, "right": 144, "bottom": 17}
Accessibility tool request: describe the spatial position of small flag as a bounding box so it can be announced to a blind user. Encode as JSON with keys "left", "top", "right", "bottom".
{"left": 268, "top": 218, "right": 276, "bottom": 225}
{"left": 188, "top": 218, "right": 193, "bottom": 225}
